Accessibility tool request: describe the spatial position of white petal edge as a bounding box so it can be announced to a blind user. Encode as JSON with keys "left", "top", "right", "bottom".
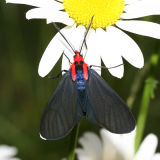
{"left": 116, "top": 20, "right": 160, "bottom": 39}
{"left": 119, "top": 129, "right": 136, "bottom": 159}
{"left": 26, "top": 9, "right": 74, "bottom": 26}
{"left": 134, "top": 134, "right": 158, "bottom": 160}
{"left": 38, "top": 33, "right": 64, "bottom": 77}
{"left": 101, "top": 128, "right": 136, "bottom": 159}
{"left": 100, "top": 129, "right": 124, "bottom": 159}
{"left": 75, "top": 149, "right": 93, "bottom": 160}
{"left": 122, "top": 0, "right": 160, "bottom": 19}
{"left": 77, "top": 132, "right": 103, "bottom": 160}
{"left": 107, "top": 26, "right": 144, "bottom": 69}
{"left": 61, "top": 55, "right": 72, "bottom": 73}
{"left": 0, "top": 145, "right": 18, "bottom": 158}
{"left": 95, "top": 28, "right": 124, "bottom": 78}
{"left": 6, "top": 0, "right": 63, "bottom": 8}
{"left": 121, "top": 11, "right": 160, "bottom": 19}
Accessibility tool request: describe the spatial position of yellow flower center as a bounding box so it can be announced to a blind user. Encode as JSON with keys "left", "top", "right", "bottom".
{"left": 63, "top": 0, "right": 125, "bottom": 29}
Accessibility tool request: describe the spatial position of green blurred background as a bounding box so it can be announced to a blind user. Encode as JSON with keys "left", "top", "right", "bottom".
{"left": 0, "top": 0, "right": 160, "bottom": 159}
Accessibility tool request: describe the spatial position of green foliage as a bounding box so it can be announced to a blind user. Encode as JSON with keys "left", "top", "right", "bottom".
{"left": 67, "top": 124, "right": 80, "bottom": 160}
{"left": 135, "top": 77, "right": 158, "bottom": 152}
{"left": 135, "top": 53, "right": 159, "bottom": 152}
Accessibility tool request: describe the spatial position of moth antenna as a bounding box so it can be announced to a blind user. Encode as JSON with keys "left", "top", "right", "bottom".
{"left": 79, "top": 16, "right": 94, "bottom": 54}
{"left": 53, "top": 23, "right": 76, "bottom": 54}
{"left": 63, "top": 52, "right": 72, "bottom": 65}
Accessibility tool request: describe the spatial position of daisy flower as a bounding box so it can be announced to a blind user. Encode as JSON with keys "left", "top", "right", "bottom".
{"left": 76, "top": 129, "right": 160, "bottom": 160}
{"left": 6, "top": 0, "right": 160, "bottom": 78}
{"left": 0, "top": 144, "right": 20, "bottom": 160}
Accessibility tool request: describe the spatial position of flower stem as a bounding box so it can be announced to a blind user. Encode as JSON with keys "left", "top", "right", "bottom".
{"left": 135, "top": 77, "right": 158, "bottom": 151}
{"left": 67, "top": 123, "right": 80, "bottom": 160}
{"left": 135, "top": 53, "right": 159, "bottom": 152}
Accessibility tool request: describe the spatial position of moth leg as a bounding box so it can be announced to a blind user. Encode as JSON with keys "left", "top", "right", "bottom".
{"left": 45, "top": 70, "right": 68, "bottom": 79}
{"left": 89, "top": 64, "right": 123, "bottom": 69}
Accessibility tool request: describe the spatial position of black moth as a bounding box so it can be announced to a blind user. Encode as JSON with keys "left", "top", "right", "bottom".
{"left": 39, "top": 18, "right": 136, "bottom": 140}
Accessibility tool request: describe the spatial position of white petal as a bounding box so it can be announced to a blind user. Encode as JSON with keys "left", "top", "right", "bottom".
{"left": 77, "top": 132, "right": 103, "bottom": 160}
{"left": 125, "top": 0, "right": 139, "bottom": 5}
{"left": 101, "top": 129, "right": 136, "bottom": 159}
{"left": 152, "top": 154, "right": 160, "bottom": 160}
{"left": 6, "top": 0, "right": 63, "bottom": 8}
{"left": 100, "top": 129, "right": 123, "bottom": 160}
{"left": 134, "top": 134, "right": 158, "bottom": 160}
{"left": 77, "top": 25, "right": 88, "bottom": 54}
{"left": 108, "top": 26, "right": 144, "bottom": 69}
{"left": 75, "top": 149, "right": 93, "bottom": 160}
{"left": 95, "top": 28, "right": 123, "bottom": 78}
{"left": 64, "top": 25, "right": 86, "bottom": 52}
{"left": 38, "top": 33, "right": 64, "bottom": 77}
{"left": 26, "top": 9, "right": 74, "bottom": 26}
{"left": 107, "top": 64, "right": 124, "bottom": 78}
{"left": 49, "top": 14, "right": 74, "bottom": 26}
{"left": 26, "top": 8, "right": 58, "bottom": 19}
{"left": 85, "top": 29, "right": 101, "bottom": 75}
{"left": 61, "top": 54, "right": 72, "bottom": 73}
{"left": 0, "top": 145, "right": 17, "bottom": 159}
{"left": 119, "top": 128, "right": 136, "bottom": 158}
{"left": 62, "top": 25, "right": 86, "bottom": 53}
{"left": 116, "top": 20, "right": 160, "bottom": 39}
{"left": 122, "top": 0, "right": 160, "bottom": 19}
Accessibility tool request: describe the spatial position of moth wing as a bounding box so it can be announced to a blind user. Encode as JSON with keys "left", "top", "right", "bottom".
{"left": 40, "top": 72, "right": 82, "bottom": 140}
{"left": 85, "top": 69, "right": 136, "bottom": 134}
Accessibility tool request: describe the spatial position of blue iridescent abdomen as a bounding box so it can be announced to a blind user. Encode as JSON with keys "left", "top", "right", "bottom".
{"left": 76, "top": 70, "right": 86, "bottom": 91}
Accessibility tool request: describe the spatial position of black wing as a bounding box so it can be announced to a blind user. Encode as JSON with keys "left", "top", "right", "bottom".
{"left": 85, "top": 69, "right": 136, "bottom": 134}
{"left": 40, "top": 72, "right": 83, "bottom": 140}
